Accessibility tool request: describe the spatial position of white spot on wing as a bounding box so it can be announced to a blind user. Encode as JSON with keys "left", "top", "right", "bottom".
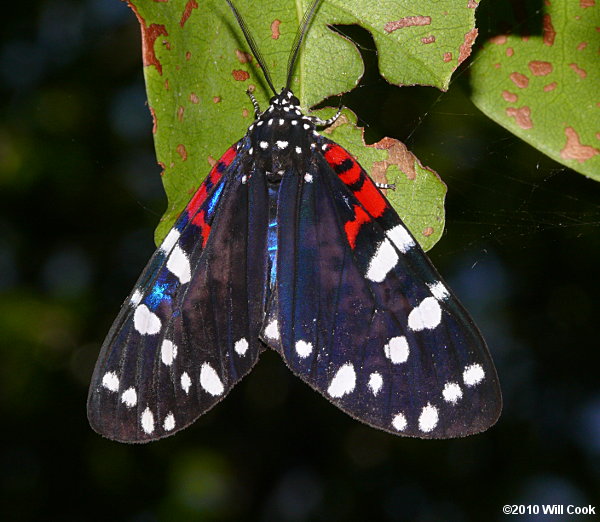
{"left": 291, "top": 120, "right": 298, "bottom": 126}
{"left": 303, "top": 123, "right": 310, "bottom": 130}
{"left": 419, "top": 403, "right": 439, "bottom": 432}
{"left": 130, "top": 289, "right": 143, "bottom": 307}
{"left": 200, "top": 363, "right": 224, "bottom": 396}
{"left": 327, "top": 363, "right": 356, "bottom": 398}
{"left": 141, "top": 407, "right": 154, "bottom": 434}
{"left": 160, "top": 228, "right": 180, "bottom": 253}
{"left": 392, "top": 412, "right": 407, "bottom": 431}
{"left": 259, "top": 141, "right": 268, "bottom": 149}
{"left": 102, "top": 372, "right": 119, "bottom": 392}
{"left": 295, "top": 340, "right": 313, "bottom": 358}
{"left": 121, "top": 387, "right": 137, "bottom": 407}
{"left": 167, "top": 245, "right": 191, "bottom": 284}
{"left": 304, "top": 173, "right": 313, "bottom": 183}
{"left": 428, "top": 281, "right": 449, "bottom": 301}
{"left": 386, "top": 224, "right": 415, "bottom": 253}
{"left": 264, "top": 320, "right": 280, "bottom": 340}
{"left": 276, "top": 140, "right": 289, "bottom": 149}
{"left": 383, "top": 336, "right": 409, "bottom": 364}
{"left": 368, "top": 372, "right": 383, "bottom": 395}
{"left": 160, "top": 340, "right": 177, "bottom": 366}
{"left": 134, "top": 305, "right": 162, "bottom": 335}
{"left": 366, "top": 239, "right": 398, "bottom": 283}
{"left": 442, "top": 382, "right": 463, "bottom": 404}
{"left": 181, "top": 372, "right": 191, "bottom": 393}
{"left": 163, "top": 413, "right": 175, "bottom": 431}
{"left": 279, "top": 118, "right": 285, "bottom": 124}
{"left": 463, "top": 363, "right": 485, "bottom": 386}
{"left": 407, "top": 297, "right": 442, "bottom": 331}
{"left": 234, "top": 337, "right": 249, "bottom": 356}
{"left": 295, "top": 146, "right": 302, "bottom": 154}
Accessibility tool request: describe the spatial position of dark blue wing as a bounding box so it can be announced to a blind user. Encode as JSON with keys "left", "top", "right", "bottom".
{"left": 88, "top": 140, "right": 270, "bottom": 442}
{"left": 265, "top": 139, "right": 501, "bottom": 439}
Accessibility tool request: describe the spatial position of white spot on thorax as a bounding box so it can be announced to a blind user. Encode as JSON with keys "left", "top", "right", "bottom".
{"left": 291, "top": 120, "right": 298, "bottom": 125}
{"left": 368, "top": 372, "right": 383, "bottom": 395}
{"left": 259, "top": 141, "right": 268, "bottom": 149}
{"left": 181, "top": 372, "right": 191, "bottom": 393}
{"left": 276, "top": 140, "right": 289, "bottom": 149}
{"left": 428, "top": 281, "right": 449, "bottom": 301}
{"left": 392, "top": 412, "right": 407, "bottom": 431}
{"left": 303, "top": 123, "right": 310, "bottom": 130}
{"left": 161, "top": 340, "right": 178, "bottom": 366}
{"left": 407, "top": 297, "right": 442, "bottom": 331}
{"left": 304, "top": 173, "right": 313, "bottom": 183}
{"left": 264, "top": 320, "right": 280, "bottom": 340}
{"left": 163, "top": 413, "right": 175, "bottom": 431}
{"left": 386, "top": 224, "right": 415, "bottom": 253}
{"left": 102, "top": 372, "right": 119, "bottom": 392}
{"left": 234, "top": 337, "right": 249, "bottom": 356}
{"left": 279, "top": 118, "right": 285, "bottom": 124}
{"left": 383, "top": 336, "right": 409, "bottom": 364}
{"left": 463, "top": 364, "right": 485, "bottom": 386}
{"left": 366, "top": 239, "right": 398, "bottom": 283}
{"left": 121, "top": 387, "right": 137, "bottom": 407}
{"left": 442, "top": 382, "right": 463, "bottom": 403}
{"left": 419, "top": 403, "right": 439, "bottom": 432}
{"left": 160, "top": 228, "right": 180, "bottom": 253}
{"left": 283, "top": 106, "right": 290, "bottom": 112}
{"left": 200, "top": 363, "right": 224, "bottom": 396}
{"left": 141, "top": 407, "right": 154, "bottom": 434}
{"left": 295, "top": 340, "right": 313, "bottom": 358}
{"left": 327, "top": 363, "right": 356, "bottom": 398}
{"left": 295, "top": 146, "right": 302, "bottom": 154}
{"left": 130, "top": 289, "right": 143, "bottom": 307}
{"left": 134, "top": 304, "right": 162, "bottom": 335}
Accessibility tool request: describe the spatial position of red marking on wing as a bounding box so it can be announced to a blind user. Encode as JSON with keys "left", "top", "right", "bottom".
{"left": 192, "top": 209, "right": 211, "bottom": 247}
{"left": 324, "top": 144, "right": 362, "bottom": 185}
{"left": 344, "top": 206, "right": 371, "bottom": 249}
{"left": 186, "top": 146, "right": 236, "bottom": 219}
{"left": 354, "top": 178, "right": 387, "bottom": 218}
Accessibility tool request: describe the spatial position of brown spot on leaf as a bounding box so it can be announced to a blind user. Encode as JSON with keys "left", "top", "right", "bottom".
{"left": 458, "top": 28, "right": 478, "bottom": 65}
{"left": 580, "top": 0, "right": 595, "bottom": 7}
{"left": 577, "top": 42, "right": 588, "bottom": 50}
{"left": 569, "top": 63, "right": 587, "bottom": 78}
{"left": 235, "top": 49, "right": 253, "bottom": 63}
{"left": 543, "top": 82, "right": 557, "bottom": 91}
{"left": 248, "top": 84, "right": 256, "bottom": 92}
{"left": 207, "top": 155, "right": 217, "bottom": 167}
{"left": 543, "top": 14, "right": 556, "bottom": 46}
{"left": 176, "top": 144, "right": 188, "bottom": 161}
{"left": 561, "top": 127, "right": 599, "bottom": 162}
{"left": 490, "top": 35, "right": 508, "bottom": 45}
{"left": 384, "top": 16, "right": 432, "bottom": 33}
{"left": 190, "top": 92, "right": 199, "bottom": 104}
{"left": 467, "top": 0, "right": 478, "bottom": 7}
{"left": 186, "top": 51, "right": 192, "bottom": 60}
{"left": 242, "top": 108, "right": 250, "bottom": 118}
{"left": 232, "top": 70, "right": 250, "bottom": 81}
{"left": 506, "top": 47, "right": 514, "bottom": 57}
{"left": 506, "top": 106, "right": 533, "bottom": 129}
{"left": 177, "top": 106, "right": 184, "bottom": 122}
{"left": 421, "top": 35, "right": 436, "bottom": 44}
{"left": 271, "top": 19, "right": 281, "bottom": 39}
{"left": 502, "top": 90, "right": 518, "bottom": 103}
{"left": 162, "top": 40, "right": 172, "bottom": 50}
{"left": 180, "top": 0, "right": 198, "bottom": 28}
{"left": 369, "top": 137, "right": 417, "bottom": 181}
{"left": 510, "top": 72, "right": 529, "bottom": 88}
{"left": 165, "top": 79, "right": 170, "bottom": 90}
{"left": 149, "top": 106, "right": 157, "bottom": 134}
{"left": 127, "top": 3, "right": 168, "bottom": 75}
{"left": 422, "top": 227, "right": 434, "bottom": 237}
{"left": 494, "top": 63, "right": 501, "bottom": 68}
{"left": 213, "top": 96, "right": 221, "bottom": 104}
{"left": 443, "top": 52, "right": 452, "bottom": 62}
{"left": 528, "top": 60, "right": 553, "bottom": 76}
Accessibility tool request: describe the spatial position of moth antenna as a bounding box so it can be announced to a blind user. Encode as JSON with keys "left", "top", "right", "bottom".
{"left": 286, "top": 0, "right": 324, "bottom": 90}
{"left": 226, "top": 0, "right": 278, "bottom": 95}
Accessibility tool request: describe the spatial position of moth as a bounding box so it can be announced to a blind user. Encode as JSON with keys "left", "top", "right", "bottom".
{"left": 88, "top": 0, "right": 501, "bottom": 442}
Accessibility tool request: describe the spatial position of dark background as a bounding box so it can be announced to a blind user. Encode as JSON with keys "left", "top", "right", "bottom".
{"left": 1, "top": 1, "right": 598, "bottom": 520}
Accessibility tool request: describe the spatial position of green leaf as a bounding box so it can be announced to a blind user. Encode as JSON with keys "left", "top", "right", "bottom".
{"left": 127, "top": 0, "right": 479, "bottom": 246}
{"left": 469, "top": 1, "right": 600, "bottom": 180}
